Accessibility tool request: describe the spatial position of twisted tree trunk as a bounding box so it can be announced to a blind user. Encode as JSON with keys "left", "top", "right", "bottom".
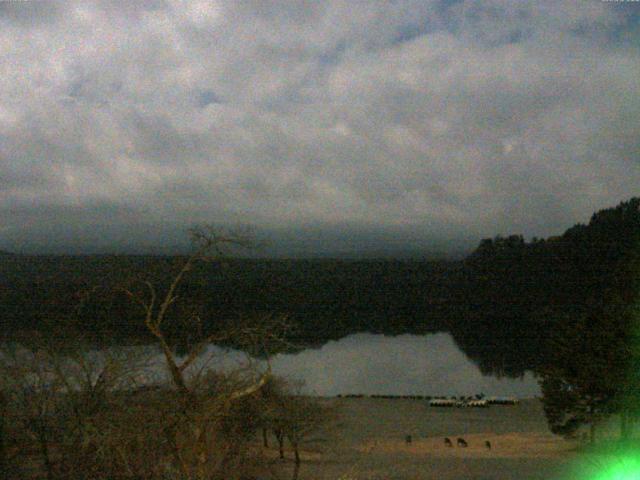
{"left": 292, "top": 440, "right": 300, "bottom": 480}
{"left": 275, "top": 429, "right": 285, "bottom": 459}
{"left": 0, "top": 391, "right": 6, "bottom": 474}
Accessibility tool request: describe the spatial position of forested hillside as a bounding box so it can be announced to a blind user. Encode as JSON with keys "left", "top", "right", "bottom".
{"left": 0, "top": 255, "right": 461, "bottom": 349}
{"left": 455, "top": 197, "right": 640, "bottom": 377}
{"left": 1, "top": 198, "right": 639, "bottom": 378}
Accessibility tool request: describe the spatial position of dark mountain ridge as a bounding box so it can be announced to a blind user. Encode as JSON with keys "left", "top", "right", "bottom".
{"left": 1, "top": 198, "right": 638, "bottom": 378}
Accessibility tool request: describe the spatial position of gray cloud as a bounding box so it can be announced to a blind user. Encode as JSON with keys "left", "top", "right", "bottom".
{"left": 0, "top": 1, "right": 62, "bottom": 27}
{"left": 1, "top": 0, "right": 639, "bottom": 254}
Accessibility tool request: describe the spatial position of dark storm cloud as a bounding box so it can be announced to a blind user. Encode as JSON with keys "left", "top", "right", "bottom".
{"left": 1, "top": 0, "right": 639, "bottom": 254}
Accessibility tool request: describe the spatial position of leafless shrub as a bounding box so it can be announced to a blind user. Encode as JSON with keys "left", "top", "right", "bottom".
{"left": 258, "top": 377, "right": 338, "bottom": 480}
{"left": 1, "top": 331, "right": 151, "bottom": 479}
{"left": 1, "top": 340, "right": 62, "bottom": 479}
{"left": 117, "top": 226, "right": 293, "bottom": 480}
{"left": 3, "top": 226, "right": 330, "bottom": 480}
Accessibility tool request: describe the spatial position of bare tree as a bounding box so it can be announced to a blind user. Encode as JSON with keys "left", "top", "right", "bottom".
{"left": 1, "top": 331, "right": 150, "bottom": 480}
{"left": 1, "top": 340, "right": 65, "bottom": 480}
{"left": 3, "top": 226, "right": 300, "bottom": 479}
{"left": 52, "top": 340, "right": 150, "bottom": 479}
{"left": 121, "top": 226, "right": 263, "bottom": 397}
{"left": 283, "top": 391, "right": 336, "bottom": 480}
{"left": 257, "top": 376, "right": 289, "bottom": 460}
{"left": 120, "top": 225, "right": 291, "bottom": 480}
{"left": 259, "top": 378, "right": 337, "bottom": 480}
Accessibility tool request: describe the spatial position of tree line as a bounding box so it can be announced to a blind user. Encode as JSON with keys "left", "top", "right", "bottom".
{"left": 0, "top": 228, "right": 335, "bottom": 479}
{"left": 461, "top": 197, "right": 640, "bottom": 443}
{"left": 2, "top": 197, "right": 640, "bottom": 446}
{"left": 0, "top": 253, "right": 460, "bottom": 350}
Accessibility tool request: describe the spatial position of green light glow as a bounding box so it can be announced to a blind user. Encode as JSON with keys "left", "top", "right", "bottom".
{"left": 592, "top": 458, "right": 640, "bottom": 480}
{"left": 581, "top": 453, "right": 640, "bottom": 480}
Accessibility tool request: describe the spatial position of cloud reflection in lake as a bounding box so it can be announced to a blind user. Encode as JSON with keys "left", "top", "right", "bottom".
{"left": 269, "top": 332, "right": 540, "bottom": 397}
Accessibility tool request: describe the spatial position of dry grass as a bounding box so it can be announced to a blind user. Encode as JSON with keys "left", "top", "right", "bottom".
{"left": 7, "top": 394, "right": 606, "bottom": 480}
{"left": 271, "top": 398, "right": 585, "bottom": 480}
{"left": 357, "top": 432, "right": 575, "bottom": 459}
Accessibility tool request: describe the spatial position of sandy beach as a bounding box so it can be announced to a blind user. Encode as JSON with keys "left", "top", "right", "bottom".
{"left": 269, "top": 398, "right": 585, "bottom": 480}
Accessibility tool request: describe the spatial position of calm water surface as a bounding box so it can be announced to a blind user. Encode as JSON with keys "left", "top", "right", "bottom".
{"left": 4, "top": 333, "right": 541, "bottom": 398}
{"left": 166, "top": 332, "right": 540, "bottom": 397}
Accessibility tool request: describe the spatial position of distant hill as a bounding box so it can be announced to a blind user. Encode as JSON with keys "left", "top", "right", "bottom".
{"left": 1, "top": 197, "right": 638, "bottom": 381}
{"left": 0, "top": 254, "right": 460, "bottom": 349}
{"left": 455, "top": 196, "right": 640, "bottom": 377}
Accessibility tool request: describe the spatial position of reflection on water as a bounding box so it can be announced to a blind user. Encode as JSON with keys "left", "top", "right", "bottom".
{"left": 122, "top": 333, "right": 541, "bottom": 398}
{"left": 270, "top": 333, "right": 540, "bottom": 397}
{"left": 4, "top": 333, "right": 540, "bottom": 398}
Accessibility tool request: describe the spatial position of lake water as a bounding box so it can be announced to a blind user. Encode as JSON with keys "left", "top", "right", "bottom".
{"left": 158, "top": 332, "right": 541, "bottom": 398}
{"left": 3, "top": 332, "right": 541, "bottom": 398}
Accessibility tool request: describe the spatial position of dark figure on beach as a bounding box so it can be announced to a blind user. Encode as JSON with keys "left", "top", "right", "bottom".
{"left": 457, "top": 438, "right": 468, "bottom": 447}
{"left": 405, "top": 435, "right": 412, "bottom": 445}
{"left": 485, "top": 440, "right": 491, "bottom": 449}
{"left": 444, "top": 437, "right": 453, "bottom": 447}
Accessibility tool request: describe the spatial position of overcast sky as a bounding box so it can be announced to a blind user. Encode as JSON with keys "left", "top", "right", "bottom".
{"left": 1, "top": 1, "right": 639, "bottom": 256}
